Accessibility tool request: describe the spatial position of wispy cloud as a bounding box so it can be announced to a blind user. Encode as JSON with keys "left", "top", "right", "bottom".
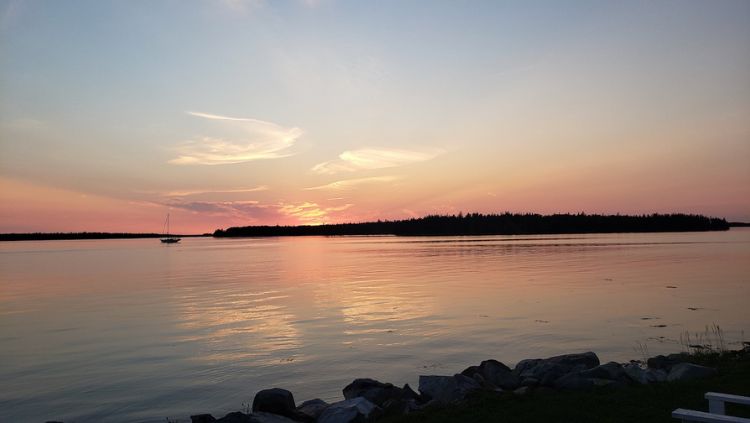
{"left": 278, "top": 202, "right": 353, "bottom": 224}
{"left": 312, "top": 147, "right": 442, "bottom": 175}
{"left": 162, "top": 186, "right": 268, "bottom": 197}
{"left": 165, "top": 199, "right": 353, "bottom": 225}
{"left": 304, "top": 175, "right": 400, "bottom": 191}
{"left": 169, "top": 112, "right": 302, "bottom": 165}
{"left": 166, "top": 200, "right": 279, "bottom": 223}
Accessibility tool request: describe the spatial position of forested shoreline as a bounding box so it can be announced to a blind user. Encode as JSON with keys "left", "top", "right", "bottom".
{"left": 214, "top": 213, "right": 730, "bottom": 237}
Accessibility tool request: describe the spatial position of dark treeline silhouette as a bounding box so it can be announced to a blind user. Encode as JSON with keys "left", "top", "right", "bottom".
{"left": 0, "top": 232, "right": 203, "bottom": 241}
{"left": 214, "top": 213, "right": 730, "bottom": 237}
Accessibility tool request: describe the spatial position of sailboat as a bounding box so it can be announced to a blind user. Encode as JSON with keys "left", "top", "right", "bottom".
{"left": 160, "top": 213, "right": 181, "bottom": 244}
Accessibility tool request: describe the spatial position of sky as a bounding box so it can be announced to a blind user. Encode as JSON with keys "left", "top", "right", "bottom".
{"left": 1, "top": 0, "right": 749, "bottom": 234}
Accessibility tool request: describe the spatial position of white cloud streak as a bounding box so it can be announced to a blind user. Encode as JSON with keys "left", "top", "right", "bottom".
{"left": 312, "top": 148, "right": 442, "bottom": 175}
{"left": 170, "top": 112, "right": 303, "bottom": 165}
{"left": 162, "top": 186, "right": 269, "bottom": 197}
{"left": 304, "top": 175, "right": 400, "bottom": 191}
{"left": 278, "top": 201, "right": 353, "bottom": 224}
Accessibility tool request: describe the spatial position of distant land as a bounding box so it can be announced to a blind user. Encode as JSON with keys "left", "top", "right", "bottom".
{"left": 1, "top": 214, "right": 739, "bottom": 241}
{"left": 214, "top": 213, "right": 731, "bottom": 237}
{"left": 0, "top": 232, "right": 207, "bottom": 241}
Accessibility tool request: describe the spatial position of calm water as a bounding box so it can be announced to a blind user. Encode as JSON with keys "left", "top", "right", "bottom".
{"left": 1, "top": 230, "right": 749, "bottom": 422}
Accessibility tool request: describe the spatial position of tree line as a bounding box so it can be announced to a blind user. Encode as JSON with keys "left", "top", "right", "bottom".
{"left": 0, "top": 232, "right": 182, "bottom": 241}
{"left": 213, "top": 213, "right": 730, "bottom": 237}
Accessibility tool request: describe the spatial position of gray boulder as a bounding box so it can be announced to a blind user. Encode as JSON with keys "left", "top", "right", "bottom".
{"left": 579, "top": 362, "right": 625, "bottom": 380}
{"left": 546, "top": 352, "right": 600, "bottom": 369}
{"left": 418, "top": 374, "right": 480, "bottom": 403}
{"left": 478, "top": 359, "right": 520, "bottom": 389}
{"left": 513, "top": 352, "right": 600, "bottom": 385}
{"left": 252, "top": 388, "right": 296, "bottom": 419}
{"left": 553, "top": 373, "right": 594, "bottom": 391}
{"left": 342, "top": 378, "right": 418, "bottom": 407}
{"left": 460, "top": 365, "right": 481, "bottom": 377}
{"left": 667, "top": 363, "right": 717, "bottom": 382}
{"left": 191, "top": 414, "right": 217, "bottom": 423}
{"left": 461, "top": 360, "right": 521, "bottom": 390}
{"left": 381, "top": 398, "right": 421, "bottom": 416}
{"left": 296, "top": 399, "right": 329, "bottom": 420}
{"left": 513, "top": 359, "right": 543, "bottom": 376}
{"left": 647, "top": 354, "right": 686, "bottom": 371}
{"left": 401, "top": 384, "right": 421, "bottom": 401}
{"left": 539, "top": 364, "right": 569, "bottom": 386}
{"left": 623, "top": 364, "right": 667, "bottom": 384}
{"left": 317, "top": 397, "right": 382, "bottom": 423}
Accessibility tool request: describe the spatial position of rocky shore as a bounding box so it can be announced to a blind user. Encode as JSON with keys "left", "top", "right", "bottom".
{"left": 177, "top": 350, "right": 728, "bottom": 423}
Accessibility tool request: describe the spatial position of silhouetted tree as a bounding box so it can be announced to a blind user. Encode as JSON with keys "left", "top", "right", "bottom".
{"left": 213, "top": 213, "right": 729, "bottom": 238}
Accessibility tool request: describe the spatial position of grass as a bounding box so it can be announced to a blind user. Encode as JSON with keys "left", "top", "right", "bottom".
{"left": 382, "top": 350, "right": 750, "bottom": 423}
{"left": 679, "top": 324, "right": 729, "bottom": 355}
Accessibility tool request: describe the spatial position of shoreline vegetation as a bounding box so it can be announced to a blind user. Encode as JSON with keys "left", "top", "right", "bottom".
{"left": 214, "top": 213, "right": 731, "bottom": 238}
{"left": 1, "top": 213, "right": 740, "bottom": 241}
{"left": 163, "top": 343, "right": 749, "bottom": 423}
{"left": 0, "top": 232, "right": 208, "bottom": 241}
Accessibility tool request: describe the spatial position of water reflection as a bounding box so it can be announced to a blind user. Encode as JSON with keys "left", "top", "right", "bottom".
{"left": 0, "top": 230, "right": 749, "bottom": 422}
{"left": 175, "top": 286, "right": 302, "bottom": 364}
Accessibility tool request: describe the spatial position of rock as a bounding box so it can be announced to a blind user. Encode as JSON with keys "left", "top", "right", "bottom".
{"left": 667, "top": 363, "right": 717, "bottom": 382}
{"left": 546, "top": 352, "right": 600, "bottom": 370}
{"left": 381, "top": 398, "right": 421, "bottom": 416}
{"left": 418, "top": 374, "right": 481, "bottom": 403}
{"left": 191, "top": 414, "right": 217, "bottom": 423}
{"left": 539, "top": 365, "right": 568, "bottom": 387}
{"left": 579, "top": 362, "right": 625, "bottom": 380}
{"left": 252, "top": 388, "right": 296, "bottom": 419}
{"left": 553, "top": 373, "right": 594, "bottom": 391}
{"left": 647, "top": 354, "right": 687, "bottom": 371}
{"left": 623, "top": 364, "right": 667, "bottom": 384}
{"left": 317, "top": 397, "right": 382, "bottom": 423}
{"left": 401, "top": 384, "right": 421, "bottom": 402}
{"left": 513, "top": 359, "right": 543, "bottom": 376}
{"left": 513, "top": 353, "right": 599, "bottom": 386}
{"left": 623, "top": 364, "right": 648, "bottom": 384}
{"left": 342, "top": 378, "right": 419, "bottom": 407}
{"left": 519, "top": 361, "right": 565, "bottom": 381}
{"left": 460, "top": 365, "right": 481, "bottom": 378}
{"left": 478, "top": 359, "right": 519, "bottom": 390}
{"left": 342, "top": 378, "right": 390, "bottom": 405}
{"left": 297, "top": 399, "right": 329, "bottom": 420}
{"left": 471, "top": 372, "right": 487, "bottom": 386}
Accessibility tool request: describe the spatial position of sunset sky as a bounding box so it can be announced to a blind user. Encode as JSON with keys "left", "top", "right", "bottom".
{"left": 1, "top": 0, "right": 749, "bottom": 233}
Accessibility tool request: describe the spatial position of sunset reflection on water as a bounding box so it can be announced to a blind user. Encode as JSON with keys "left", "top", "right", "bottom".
{"left": 1, "top": 230, "right": 749, "bottom": 422}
